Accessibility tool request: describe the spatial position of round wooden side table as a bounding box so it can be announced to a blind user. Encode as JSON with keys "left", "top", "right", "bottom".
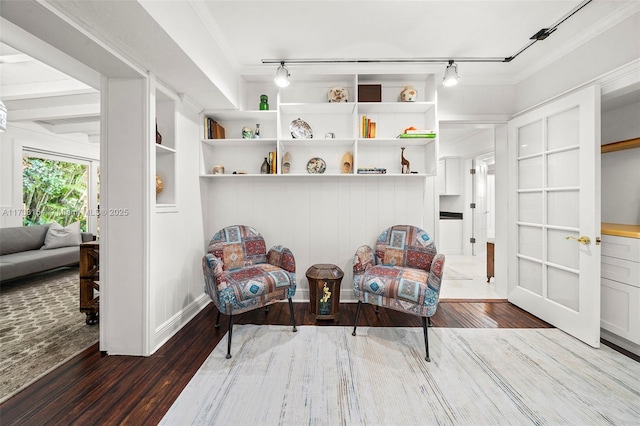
{"left": 306, "top": 264, "right": 344, "bottom": 320}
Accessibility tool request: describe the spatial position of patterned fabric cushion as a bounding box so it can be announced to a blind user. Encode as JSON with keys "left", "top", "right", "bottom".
{"left": 353, "top": 225, "right": 445, "bottom": 318}
{"left": 207, "top": 225, "right": 267, "bottom": 270}
{"left": 374, "top": 225, "right": 436, "bottom": 271}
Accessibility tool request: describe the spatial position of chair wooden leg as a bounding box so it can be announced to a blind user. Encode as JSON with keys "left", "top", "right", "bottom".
{"left": 288, "top": 298, "right": 297, "bottom": 332}
{"left": 215, "top": 311, "right": 221, "bottom": 329}
{"left": 226, "top": 314, "right": 233, "bottom": 359}
{"left": 352, "top": 301, "right": 363, "bottom": 336}
{"left": 422, "top": 316, "right": 430, "bottom": 362}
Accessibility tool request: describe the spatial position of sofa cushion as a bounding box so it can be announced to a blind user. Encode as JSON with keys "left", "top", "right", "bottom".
{"left": 42, "top": 222, "right": 82, "bottom": 250}
{"left": 0, "top": 225, "right": 50, "bottom": 255}
{"left": 0, "top": 246, "right": 80, "bottom": 281}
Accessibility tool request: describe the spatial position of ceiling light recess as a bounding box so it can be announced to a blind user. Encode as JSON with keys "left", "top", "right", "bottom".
{"left": 274, "top": 61, "right": 290, "bottom": 87}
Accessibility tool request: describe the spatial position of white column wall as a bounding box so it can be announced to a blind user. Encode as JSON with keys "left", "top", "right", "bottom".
{"left": 101, "top": 77, "right": 150, "bottom": 355}
{"left": 151, "top": 102, "right": 208, "bottom": 352}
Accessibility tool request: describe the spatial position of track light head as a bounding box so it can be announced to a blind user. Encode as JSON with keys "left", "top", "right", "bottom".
{"left": 442, "top": 60, "right": 459, "bottom": 87}
{"left": 274, "top": 61, "right": 290, "bottom": 87}
{"left": 0, "top": 100, "right": 7, "bottom": 132}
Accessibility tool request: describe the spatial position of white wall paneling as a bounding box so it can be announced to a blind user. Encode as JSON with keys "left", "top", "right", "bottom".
{"left": 200, "top": 176, "right": 436, "bottom": 302}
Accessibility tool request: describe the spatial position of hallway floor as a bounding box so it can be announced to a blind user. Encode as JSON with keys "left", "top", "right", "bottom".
{"left": 440, "top": 253, "right": 502, "bottom": 299}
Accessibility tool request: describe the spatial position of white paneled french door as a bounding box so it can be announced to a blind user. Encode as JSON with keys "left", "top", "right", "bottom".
{"left": 507, "top": 86, "right": 601, "bottom": 347}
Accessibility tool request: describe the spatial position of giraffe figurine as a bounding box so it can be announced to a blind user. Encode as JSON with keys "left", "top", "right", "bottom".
{"left": 401, "top": 147, "right": 410, "bottom": 174}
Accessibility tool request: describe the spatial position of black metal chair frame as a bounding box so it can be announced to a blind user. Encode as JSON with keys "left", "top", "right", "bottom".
{"left": 215, "top": 298, "right": 297, "bottom": 359}
{"left": 352, "top": 301, "right": 433, "bottom": 362}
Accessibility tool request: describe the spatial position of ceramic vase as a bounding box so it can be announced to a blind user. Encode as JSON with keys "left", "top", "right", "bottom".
{"left": 400, "top": 86, "right": 417, "bottom": 102}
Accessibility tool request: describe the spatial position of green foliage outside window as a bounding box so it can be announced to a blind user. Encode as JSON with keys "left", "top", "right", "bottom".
{"left": 23, "top": 156, "right": 88, "bottom": 231}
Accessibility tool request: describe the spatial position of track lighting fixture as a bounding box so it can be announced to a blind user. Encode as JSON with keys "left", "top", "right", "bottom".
{"left": 274, "top": 61, "right": 290, "bottom": 87}
{"left": 442, "top": 61, "right": 459, "bottom": 87}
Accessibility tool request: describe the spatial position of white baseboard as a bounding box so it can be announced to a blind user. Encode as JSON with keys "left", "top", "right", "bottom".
{"left": 295, "top": 287, "right": 357, "bottom": 303}
{"left": 154, "top": 293, "right": 210, "bottom": 353}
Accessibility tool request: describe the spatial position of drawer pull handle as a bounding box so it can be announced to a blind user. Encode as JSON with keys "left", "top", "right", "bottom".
{"left": 565, "top": 236, "right": 591, "bottom": 245}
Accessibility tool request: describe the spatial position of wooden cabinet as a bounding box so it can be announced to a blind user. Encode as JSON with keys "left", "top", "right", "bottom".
{"left": 600, "top": 232, "right": 640, "bottom": 348}
{"left": 79, "top": 241, "right": 99, "bottom": 325}
{"left": 199, "top": 73, "right": 438, "bottom": 178}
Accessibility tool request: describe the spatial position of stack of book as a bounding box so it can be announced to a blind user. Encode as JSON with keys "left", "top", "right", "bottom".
{"left": 397, "top": 129, "right": 436, "bottom": 139}
{"left": 204, "top": 117, "right": 225, "bottom": 139}
{"left": 360, "top": 115, "right": 377, "bottom": 138}
{"left": 357, "top": 167, "right": 387, "bottom": 174}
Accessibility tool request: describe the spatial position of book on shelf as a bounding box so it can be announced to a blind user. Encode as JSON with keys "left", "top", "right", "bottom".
{"left": 405, "top": 129, "right": 436, "bottom": 135}
{"left": 357, "top": 167, "right": 387, "bottom": 174}
{"left": 397, "top": 133, "right": 436, "bottom": 138}
{"left": 204, "top": 117, "right": 225, "bottom": 139}
{"left": 360, "top": 115, "right": 377, "bottom": 138}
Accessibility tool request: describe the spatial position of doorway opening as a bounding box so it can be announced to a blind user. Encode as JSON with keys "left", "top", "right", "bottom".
{"left": 438, "top": 123, "right": 500, "bottom": 299}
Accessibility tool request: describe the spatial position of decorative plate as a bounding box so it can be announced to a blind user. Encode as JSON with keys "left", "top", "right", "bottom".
{"left": 328, "top": 87, "right": 349, "bottom": 103}
{"left": 290, "top": 118, "right": 313, "bottom": 139}
{"left": 306, "top": 157, "right": 326, "bottom": 174}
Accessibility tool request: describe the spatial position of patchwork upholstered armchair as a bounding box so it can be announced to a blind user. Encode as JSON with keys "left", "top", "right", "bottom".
{"left": 352, "top": 225, "right": 445, "bottom": 362}
{"left": 202, "top": 225, "right": 297, "bottom": 358}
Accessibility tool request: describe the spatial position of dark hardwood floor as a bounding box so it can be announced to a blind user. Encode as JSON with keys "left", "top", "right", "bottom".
{"left": 0, "top": 300, "right": 566, "bottom": 425}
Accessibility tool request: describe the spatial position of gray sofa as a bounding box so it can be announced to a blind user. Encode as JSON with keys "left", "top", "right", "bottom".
{"left": 0, "top": 224, "right": 94, "bottom": 281}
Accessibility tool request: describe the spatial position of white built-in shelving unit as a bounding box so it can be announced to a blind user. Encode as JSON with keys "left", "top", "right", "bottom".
{"left": 154, "top": 84, "right": 177, "bottom": 211}
{"left": 199, "top": 73, "right": 438, "bottom": 178}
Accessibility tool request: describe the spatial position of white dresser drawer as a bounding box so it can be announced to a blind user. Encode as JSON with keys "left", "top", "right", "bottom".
{"left": 601, "top": 277, "right": 640, "bottom": 344}
{"left": 601, "top": 255, "right": 640, "bottom": 288}
{"left": 601, "top": 235, "right": 640, "bottom": 262}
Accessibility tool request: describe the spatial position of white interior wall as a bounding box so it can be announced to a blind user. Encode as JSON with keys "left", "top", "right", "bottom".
{"left": 151, "top": 101, "right": 208, "bottom": 352}
{"left": 515, "top": 11, "right": 640, "bottom": 113}
{"left": 601, "top": 100, "right": 640, "bottom": 225}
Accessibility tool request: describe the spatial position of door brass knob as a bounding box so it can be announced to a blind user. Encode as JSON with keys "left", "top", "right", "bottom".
{"left": 565, "top": 236, "right": 591, "bottom": 245}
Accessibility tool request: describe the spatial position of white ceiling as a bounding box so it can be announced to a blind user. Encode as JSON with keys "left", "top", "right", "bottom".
{"left": 199, "top": 0, "right": 633, "bottom": 81}
{"left": 1, "top": 0, "right": 638, "bottom": 144}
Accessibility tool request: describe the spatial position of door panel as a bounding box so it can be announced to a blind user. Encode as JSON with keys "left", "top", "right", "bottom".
{"left": 508, "top": 85, "right": 601, "bottom": 348}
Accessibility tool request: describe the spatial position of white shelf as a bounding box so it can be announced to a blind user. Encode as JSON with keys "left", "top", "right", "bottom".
{"left": 358, "top": 137, "right": 436, "bottom": 147}
{"left": 156, "top": 144, "right": 176, "bottom": 154}
{"left": 202, "top": 138, "right": 277, "bottom": 147}
{"left": 200, "top": 172, "right": 428, "bottom": 178}
{"left": 357, "top": 102, "right": 436, "bottom": 113}
{"left": 203, "top": 110, "right": 277, "bottom": 121}
{"left": 280, "top": 102, "right": 356, "bottom": 114}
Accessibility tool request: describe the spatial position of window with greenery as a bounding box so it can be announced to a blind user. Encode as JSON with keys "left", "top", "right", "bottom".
{"left": 23, "top": 156, "right": 89, "bottom": 231}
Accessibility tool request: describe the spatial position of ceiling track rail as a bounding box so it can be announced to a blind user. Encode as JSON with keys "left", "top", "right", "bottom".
{"left": 262, "top": 0, "right": 594, "bottom": 65}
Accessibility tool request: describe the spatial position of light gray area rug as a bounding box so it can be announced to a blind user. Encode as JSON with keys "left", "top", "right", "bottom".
{"left": 161, "top": 325, "right": 640, "bottom": 425}
{"left": 0, "top": 267, "right": 99, "bottom": 402}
